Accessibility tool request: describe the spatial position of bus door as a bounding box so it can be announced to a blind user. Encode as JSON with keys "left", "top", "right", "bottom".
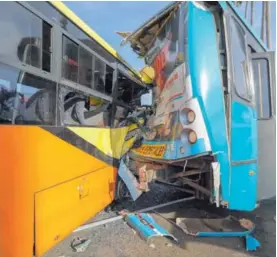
{"left": 228, "top": 16, "right": 258, "bottom": 211}
{"left": 251, "top": 51, "right": 276, "bottom": 201}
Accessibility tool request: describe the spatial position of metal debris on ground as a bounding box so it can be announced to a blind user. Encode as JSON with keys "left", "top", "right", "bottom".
{"left": 176, "top": 215, "right": 261, "bottom": 251}
{"left": 70, "top": 237, "right": 92, "bottom": 252}
{"left": 122, "top": 211, "right": 177, "bottom": 243}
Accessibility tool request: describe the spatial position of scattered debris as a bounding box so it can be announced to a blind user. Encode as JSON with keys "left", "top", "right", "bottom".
{"left": 70, "top": 237, "right": 91, "bottom": 252}
{"left": 176, "top": 215, "right": 260, "bottom": 251}
{"left": 123, "top": 212, "right": 177, "bottom": 242}
{"left": 149, "top": 243, "right": 156, "bottom": 248}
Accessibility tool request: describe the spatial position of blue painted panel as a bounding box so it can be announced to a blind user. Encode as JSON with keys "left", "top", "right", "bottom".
{"left": 175, "top": 139, "right": 208, "bottom": 159}
{"left": 231, "top": 101, "right": 257, "bottom": 161}
{"left": 188, "top": 3, "right": 230, "bottom": 201}
{"left": 229, "top": 163, "right": 257, "bottom": 211}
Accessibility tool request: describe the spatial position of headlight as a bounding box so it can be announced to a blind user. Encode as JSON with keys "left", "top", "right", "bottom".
{"left": 187, "top": 110, "right": 195, "bottom": 123}
{"left": 188, "top": 130, "right": 197, "bottom": 144}
{"left": 180, "top": 109, "right": 195, "bottom": 126}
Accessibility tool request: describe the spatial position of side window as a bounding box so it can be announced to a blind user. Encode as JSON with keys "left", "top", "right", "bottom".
{"left": 94, "top": 57, "right": 106, "bottom": 93}
{"left": 0, "top": 2, "right": 52, "bottom": 72}
{"left": 79, "top": 47, "right": 93, "bottom": 87}
{"left": 58, "top": 85, "right": 111, "bottom": 127}
{"left": 112, "top": 72, "right": 146, "bottom": 128}
{"left": 0, "top": 63, "right": 56, "bottom": 125}
{"left": 117, "top": 72, "right": 133, "bottom": 104}
{"left": 62, "top": 36, "right": 113, "bottom": 94}
{"left": 252, "top": 58, "right": 271, "bottom": 118}
{"left": 94, "top": 57, "right": 114, "bottom": 95}
{"left": 116, "top": 72, "right": 145, "bottom": 106}
{"left": 42, "top": 21, "right": 52, "bottom": 72}
{"left": 62, "top": 35, "right": 78, "bottom": 82}
{"left": 230, "top": 17, "right": 251, "bottom": 100}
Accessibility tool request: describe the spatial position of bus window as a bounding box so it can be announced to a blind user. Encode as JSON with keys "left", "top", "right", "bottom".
{"left": 116, "top": 72, "right": 145, "bottom": 106}
{"left": 79, "top": 47, "right": 93, "bottom": 87}
{"left": 117, "top": 72, "right": 133, "bottom": 104}
{"left": 62, "top": 35, "right": 79, "bottom": 82}
{"left": 16, "top": 73, "right": 56, "bottom": 125}
{"left": 0, "top": 63, "right": 56, "bottom": 125}
{"left": 252, "top": 58, "right": 271, "bottom": 118}
{"left": 94, "top": 58, "right": 114, "bottom": 95}
{"left": 0, "top": 64, "right": 17, "bottom": 124}
{"left": 94, "top": 57, "right": 106, "bottom": 93}
{"left": 0, "top": 2, "right": 42, "bottom": 68}
{"left": 230, "top": 17, "right": 252, "bottom": 101}
{"left": 59, "top": 85, "right": 111, "bottom": 127}
{"left": 27, "top": 1, "right": 63, "bottom": 25}
{"left": 0, "top": 2, "right": 52, "bottom": 72}
{"left": 42, "top": 21, "right": 52, "bottom": 72}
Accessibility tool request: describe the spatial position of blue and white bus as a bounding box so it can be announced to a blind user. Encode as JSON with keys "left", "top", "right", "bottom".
{"left": 120, "top": 1, "right": 276, "bottom": 211}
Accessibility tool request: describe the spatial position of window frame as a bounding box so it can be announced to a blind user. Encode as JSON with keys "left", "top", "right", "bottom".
{"left": 57, "top": 84, "right": 112, "bottom": 127}
{"left": 42, "top": 20, "right": 53, "bottom": 73}
{"left": 61, "top": 29, "right": 119, "bottom": 94}
{"left": 62, "top": 34, "right": 79, "bottom": 83}
{"left": 229, "top": 15, "right": 254, "bottom": 103}
{"left": 18, "top": 2, "right": 54, "bottom": 74}
{"left": 251, "top": 53, "right": 275, "bottom": 120}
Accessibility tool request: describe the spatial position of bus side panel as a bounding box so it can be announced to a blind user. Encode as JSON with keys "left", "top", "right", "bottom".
{"left": 0, "top": 126, "right": 117, "bottom": 257}
{"left": 35, "top": 166, "right": 116, "bottom": 257}
{"left": 188, "top": 3, "right": 230, "bottom": 202}
{"left": 229, "top": 163, "right": 257, "bottom": 211}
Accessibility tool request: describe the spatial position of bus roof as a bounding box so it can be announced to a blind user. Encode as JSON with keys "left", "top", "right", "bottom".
{"left": 49, "top": 1, "right": 153, "bottom": 84}
{"left": 120, "top": 1, "right": 269, "bottom": 57}
{"left": 119, "top": 2, "right": 180, "bottom": 57}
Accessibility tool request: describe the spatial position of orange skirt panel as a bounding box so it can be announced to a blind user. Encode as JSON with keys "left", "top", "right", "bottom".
{"left": 0, "top": 126, "right": 117, "bottom": 257}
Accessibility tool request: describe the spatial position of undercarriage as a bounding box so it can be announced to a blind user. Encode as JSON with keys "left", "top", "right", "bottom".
{"left": 115, "top": 152, "right": 216, "bottom": 205}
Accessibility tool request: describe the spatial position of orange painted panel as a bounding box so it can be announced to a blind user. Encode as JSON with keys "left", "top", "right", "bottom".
{"left": 0, "top": 126, "right": 117, "bottom": 257}
{"left": 35, "top": 166, "right": 115, "bottom": 256}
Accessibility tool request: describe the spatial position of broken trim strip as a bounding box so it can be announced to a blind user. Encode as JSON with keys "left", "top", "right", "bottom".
{"left": 73, "top": 196, "right": 195, "bottom": 233}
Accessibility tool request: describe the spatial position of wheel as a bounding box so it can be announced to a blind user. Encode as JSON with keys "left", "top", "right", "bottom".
{"left": 116, "top": 177, "right": 131, "bottom": 201}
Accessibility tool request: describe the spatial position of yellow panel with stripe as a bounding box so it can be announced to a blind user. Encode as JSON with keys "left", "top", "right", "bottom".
{"left": 68, "top": 124, "right": 138, "bottom": 160}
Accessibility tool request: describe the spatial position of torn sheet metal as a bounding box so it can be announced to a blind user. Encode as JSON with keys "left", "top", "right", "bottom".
{"left": 211, "top": 162, "right": 220, "bottom": 207}
{"left": 124, "top": 213, "right": 177, "bottom": 242}
{"left": 176, "top": 216, "right": 260, "bottom": 251}
{"left": 119, "top": 2, "right": 180, "bottom": 56}
{"left": 118, "top": 159, "right": 142, "bottom": 201}
{"left": 70, "top": 237, "right": 91, "bottom": 252}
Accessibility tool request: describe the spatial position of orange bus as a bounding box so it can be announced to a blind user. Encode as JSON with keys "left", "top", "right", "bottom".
{"left": 0, "top": 2, "right": 151, "bottom": 257}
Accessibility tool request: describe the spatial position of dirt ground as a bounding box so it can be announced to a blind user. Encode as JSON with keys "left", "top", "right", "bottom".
{"left": 43, "top": 192, "right": 276, "bottom": 257}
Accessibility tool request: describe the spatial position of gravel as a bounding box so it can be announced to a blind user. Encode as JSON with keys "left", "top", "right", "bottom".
{"left": 43, "top": 184, "right": 276, "bottom": 257}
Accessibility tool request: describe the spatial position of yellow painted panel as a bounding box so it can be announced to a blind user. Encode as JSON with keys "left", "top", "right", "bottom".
{"left": 68, "top": 126, "right": 138, "bottom": 159}
{"left": 35, "top": 166, "right": 115, "bottom": 257}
